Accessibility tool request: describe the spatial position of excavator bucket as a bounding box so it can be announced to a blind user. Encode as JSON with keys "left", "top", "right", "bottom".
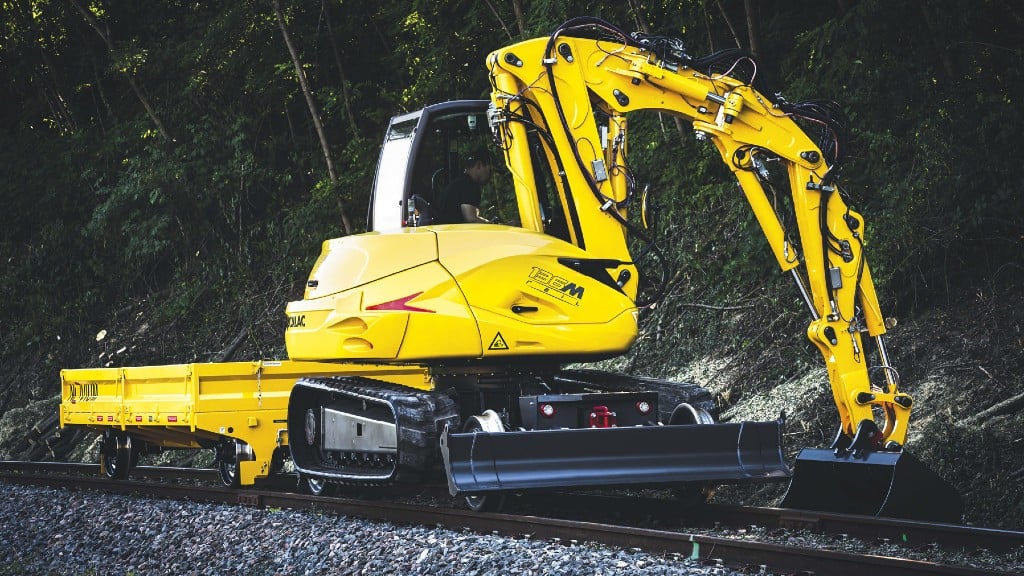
{"left": 781, "top": 448, "right": 963, "bottom": 523}
{"left": 440, "top": 419, "right": 790, "bottom": 495}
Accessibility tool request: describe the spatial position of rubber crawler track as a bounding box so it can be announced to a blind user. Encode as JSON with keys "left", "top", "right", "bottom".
{"left": 289, "top": 376, "right": 460, "bottom": 488}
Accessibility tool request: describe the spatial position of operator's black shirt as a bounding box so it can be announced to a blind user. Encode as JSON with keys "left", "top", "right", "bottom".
{"left": 436, "top": 173, "right": 481, "bottom": 224}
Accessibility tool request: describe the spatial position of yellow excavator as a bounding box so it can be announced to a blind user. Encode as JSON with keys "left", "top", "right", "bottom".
{"left": 285, "top": 17, "right": 960, "bottom": 520}
{"left": 61, "top": 18, "right": 961, "bottom": 521}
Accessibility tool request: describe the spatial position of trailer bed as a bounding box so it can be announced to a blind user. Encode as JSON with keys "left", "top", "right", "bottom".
{"left": 60, "top": 360, "right": 432, "bottom": 485}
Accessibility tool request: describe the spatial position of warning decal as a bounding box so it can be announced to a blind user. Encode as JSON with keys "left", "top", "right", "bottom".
{"left": 488, "top": 332, "right": 509, "bottom": 350}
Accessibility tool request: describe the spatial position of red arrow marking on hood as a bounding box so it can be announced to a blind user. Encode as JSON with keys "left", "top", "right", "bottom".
{"left": 366, "top": 292, "right": 435, "bottom": 313}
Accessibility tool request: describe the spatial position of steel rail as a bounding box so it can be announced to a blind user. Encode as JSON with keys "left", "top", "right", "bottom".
{"left": 2, "top": 461, "right": 1022, "bottom": 553}
{"left": 703, "top": 503, "right": 1024, "bottom": 554}
{"left": 0, "top": 460, "right": 218, "bottom": 480}
{"left": 519, "top": 492, "right": 1024, "bottom": 553}
{"left": 0, "top": 468, "right": 1016, "bottom": 576}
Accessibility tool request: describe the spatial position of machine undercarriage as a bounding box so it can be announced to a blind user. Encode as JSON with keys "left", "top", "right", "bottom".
{"left": 288, "top": 368, "right": 790, "bottom": 506}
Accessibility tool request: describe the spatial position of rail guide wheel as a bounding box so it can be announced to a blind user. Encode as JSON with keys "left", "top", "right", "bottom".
{"left": 668, "top": 403, "right": 717, "bottom": 507}
{"left": 462, "top": 410, "right": 507, "bottom": 513}
{"left": 304, "top": 475, "right": 335, "bottom": 497}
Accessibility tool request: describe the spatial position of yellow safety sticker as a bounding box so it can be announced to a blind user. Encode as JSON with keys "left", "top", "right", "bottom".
{"left": 488, "top": 332, "right": 509, "bottom": 350}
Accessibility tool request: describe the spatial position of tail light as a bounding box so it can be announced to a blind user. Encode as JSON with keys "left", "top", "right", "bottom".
{"left": 539, "top": 403, "right": 557, "bottom": 418}
{"left": 635, "top": 400, "right": 652, "bottom": 415}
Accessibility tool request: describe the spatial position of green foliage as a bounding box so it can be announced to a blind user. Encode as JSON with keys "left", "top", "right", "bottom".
{"left": 775, "top": 0, "right": 1024, "bottom": 311}
{"left": 0, "top": 0, "right": 1020, "bottom": 389}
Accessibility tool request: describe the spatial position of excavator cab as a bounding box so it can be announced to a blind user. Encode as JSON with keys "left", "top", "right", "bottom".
{"left": 368, "top": 100, "right": 504, "bottom": 231}
{"left": 368, "top": 100, "right": 570, "bottom": 239}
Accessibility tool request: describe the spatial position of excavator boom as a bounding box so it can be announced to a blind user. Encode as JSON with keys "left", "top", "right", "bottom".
{"left": 487, "top": 20, "right": 902, "bottom": 447}
{"left": 477, "top": 18, "right": 960, "bottom": 521}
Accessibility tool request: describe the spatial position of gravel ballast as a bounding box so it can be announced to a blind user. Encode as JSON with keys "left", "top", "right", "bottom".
{"left": 0, "top": 482, "right": 753, "bottom": 575}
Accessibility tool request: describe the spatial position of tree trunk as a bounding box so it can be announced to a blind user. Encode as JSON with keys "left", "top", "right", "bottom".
{"left": 627, "top": 0, "right": 651, "bottom": 33}
{"left": 67, "top": 0, "right": 171, "bottom": 141}
{"left": 321, "top": 0, "right": 359, "bottom": 138}
{"left": 511, "top": 0, "right": 526, "bottom": 36}
{"left": 272, "top": 0, "right": 353, "bottom": 234}
{"left": 744, "top": 0, "right": 761, "bottom": 57}
{"left": 919, "top": 3, "right": 956, "bottom": 83}
{"left": 483, "top": 0, "right": 514, "bottom": 41}
{"left": 38, "top": 47, "right": 77, "bottom": 133}
{"left": 16, "top": 1, "right": 77, "bottom": 133}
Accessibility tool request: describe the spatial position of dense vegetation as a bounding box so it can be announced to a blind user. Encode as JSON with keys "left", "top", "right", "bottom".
{"left": 2, "top": 1, "right": 1022, "bottom": 525}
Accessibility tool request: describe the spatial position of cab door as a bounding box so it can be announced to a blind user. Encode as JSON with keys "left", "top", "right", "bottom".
{"left": 367, "top": 100, "right": 490, "bottom": 231}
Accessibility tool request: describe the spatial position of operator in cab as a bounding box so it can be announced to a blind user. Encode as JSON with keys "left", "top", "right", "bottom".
{"left": 436, "top": 148, "right": 493, "bottom": 223}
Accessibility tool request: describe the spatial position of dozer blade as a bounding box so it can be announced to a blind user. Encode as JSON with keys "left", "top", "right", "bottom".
{"left": 440, "top": 420, "right": 790, "bottom": 495}
{"left": 781, "top": 448, "right": 963, "bottom": 523}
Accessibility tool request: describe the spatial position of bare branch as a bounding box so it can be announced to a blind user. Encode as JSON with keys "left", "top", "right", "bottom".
{"left": 67, "top": 0, "right": 172, "bottom": 141}
{"left": 965, "top": 387, "right": 1024, "bottom": 426}
{"left": 272, "top": 0, "right": 353, "bottom": 234}
{"left": 482, "top": 0, "right": 513, "bottom": 41}
{"left": 678, "top": 302, "right": 757, "bottom": 311}
{"left": 713, "top": 0, "right": 744, "bottom": 49}
{"left": 212, "top": 326, "right": 249, "bottom": 363}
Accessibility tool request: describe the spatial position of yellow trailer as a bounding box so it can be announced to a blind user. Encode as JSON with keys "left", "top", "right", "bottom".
{"left": 59, "top": 361, "right": 432, "bottom": 486}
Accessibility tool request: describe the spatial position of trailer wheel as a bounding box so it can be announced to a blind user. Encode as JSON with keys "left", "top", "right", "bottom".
{"left": 217, "top": 457, "right": 240, "bottom": 488}
{"left": 215, "top": 440, "right": 252, "bottom": 488}
{"left": 668, "top": 402, "right": 715, "bottom": 426}
{"left": 100, "top": 433, "right": 135, "bottom": 480}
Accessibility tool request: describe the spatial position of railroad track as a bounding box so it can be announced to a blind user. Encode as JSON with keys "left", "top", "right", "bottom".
{"left": 1, "top": 460, "right": 1021, "bottom": 575}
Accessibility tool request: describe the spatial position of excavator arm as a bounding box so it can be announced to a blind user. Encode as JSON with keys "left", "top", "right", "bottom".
{"left": 487, "top": 18, "right": 907, "bottom": 450}
{"left": 485, "top": 19, "right": 960, "bottom": 521}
